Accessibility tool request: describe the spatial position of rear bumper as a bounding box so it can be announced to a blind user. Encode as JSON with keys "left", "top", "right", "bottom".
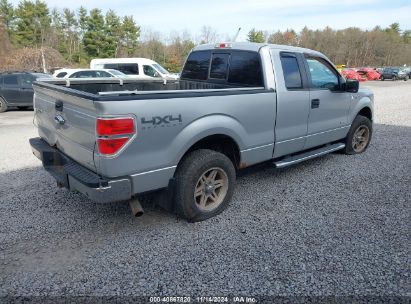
{"left": 29, "top": 137, "right": 132, "bottom": 203}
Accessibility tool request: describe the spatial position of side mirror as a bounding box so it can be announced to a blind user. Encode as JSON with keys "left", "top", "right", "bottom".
{"left": 345, "top": 79, "right": 359, "bottom": 93}
{"left": 153, "top": 72, "right": 161, "bottom": 78}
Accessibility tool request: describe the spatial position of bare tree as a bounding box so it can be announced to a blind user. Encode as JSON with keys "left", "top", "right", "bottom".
{"left": 199, "top": 25, "right": 218, "bottom": 44}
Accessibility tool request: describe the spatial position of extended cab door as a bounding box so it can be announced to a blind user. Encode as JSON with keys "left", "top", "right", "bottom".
{"left": 272, "top": 51, "right": 310, "bottom": 158}
{"left": 18, "top": 74, "right": 35, "bottom": 105}
{"left": 303, "top": 55, "right": 351, "bottom": 149}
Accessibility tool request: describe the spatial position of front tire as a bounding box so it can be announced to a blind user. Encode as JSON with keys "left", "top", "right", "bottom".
{"left": 174, "top": 149, "right": 236, "bottom": 222}
{"left": 0, "top": 97, "right": 8, "bottom": 113}
{"left": 342, "top": 115, "right": 372, "bottom": 155}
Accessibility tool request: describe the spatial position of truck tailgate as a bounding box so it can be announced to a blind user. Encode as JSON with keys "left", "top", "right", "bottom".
{"left": 33, "top": 83, "right": 97, "bottom": 171}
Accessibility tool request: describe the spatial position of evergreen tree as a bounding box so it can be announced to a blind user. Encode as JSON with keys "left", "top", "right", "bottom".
{"left": 14, "top": 0, "right": 50, "bottom": 47}
{"left": 62, "top": 8, "right": 78, "bottom": 61}
{"left": 121, "top": 15, "right": 140, "bottom": 56}
{"left": 105, "top": 9, "right": 122, "bottom": 57}
{"left": 247, "top": 28, "right": 265, "bottom": 43}
{"left": 0, "top": 0, "right": 14, "bottom": 37}
{"left": 83, "top": 8, "right": 106, "bottom": 58}
{"left": 78, "top": 6, "right": 87, "bottom": 34}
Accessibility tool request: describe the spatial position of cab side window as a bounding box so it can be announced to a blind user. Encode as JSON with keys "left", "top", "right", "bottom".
{"left": 103, "top": 64, "right": 118, "bottom": 70}
{"left": 56, "top": 72, "right": 67, "bottom": 78}
{"left": 119, "top": 64, "right": 139, "bottom": 75}
{"left": 70, "top": 72, "right": 82, "bottom": 78}
{"left": 280, "top": 54, "right": 303, "bottom": 89}
{"left": 305, "top": 57, "right": 339, "bottom": 90}
{"left": 4, "top": 75, "right": 18, "bottom": 86}
{"left": 20, "top": 74, "right": 35, "bottom": 87}
{"left": 95, "top": 71, "right": 113, "bottom": 77}
{"left": 143, "top": 65, "right": 158, "bottom": 77}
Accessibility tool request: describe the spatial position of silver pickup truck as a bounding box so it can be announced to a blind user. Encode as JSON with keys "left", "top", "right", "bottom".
{"left": 30, "top": 42, "right": 373, "bottom": 222}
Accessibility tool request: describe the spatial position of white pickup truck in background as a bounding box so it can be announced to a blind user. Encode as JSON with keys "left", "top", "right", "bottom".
{"left": 90, "top": 58, "right": 180, "bottom": 81}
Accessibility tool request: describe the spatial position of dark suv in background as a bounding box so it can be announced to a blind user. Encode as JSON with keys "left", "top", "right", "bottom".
{"left": 0, "top": 72, "right": 49, "bottom": 112}
{"left": 380, "top": 67, "right": 409, "bottom": 81}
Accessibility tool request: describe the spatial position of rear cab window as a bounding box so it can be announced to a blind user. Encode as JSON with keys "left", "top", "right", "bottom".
{"left": 181, "top": 50, "right": 264, "bottom": 87}
{"left": 228, "top": 51, "right": 263, "bottom": 86}
{"left": 181, "top": 51, "right": 211, "bottom": 81}
{"left": 209, "top": 53, "right": 230, "bottom": 80}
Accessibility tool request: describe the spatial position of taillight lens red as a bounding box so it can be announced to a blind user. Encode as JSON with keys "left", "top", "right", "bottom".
{"left": 97, "top": 137, "right": 129, "bottom": 155}
{"left": 96, "top": 117, "right": 135, "bottom": 156}
{"left": 96, "top": 117, "right": 135, "bottom": 136}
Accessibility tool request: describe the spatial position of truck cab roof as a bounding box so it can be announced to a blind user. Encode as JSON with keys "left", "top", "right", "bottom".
{"left": 193, "top": 42, "right": 324, "bottom": 57}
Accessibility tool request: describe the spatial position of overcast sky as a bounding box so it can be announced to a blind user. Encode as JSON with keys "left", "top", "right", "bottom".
{"left": 10, "top": 0, "right": 411, "bottom": 41}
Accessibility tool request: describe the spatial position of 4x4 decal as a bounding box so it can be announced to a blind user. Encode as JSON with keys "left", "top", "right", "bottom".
{"left": 141, "top": 114, "right": 182, "bottom": 129}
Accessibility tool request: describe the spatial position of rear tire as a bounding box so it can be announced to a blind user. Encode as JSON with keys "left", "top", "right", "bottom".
{"left": 174, "top": 149, "right": 236, "bottom": 222}
{"left": 0, "top": 97, "right": 8, "bottom": 113}
{"left": 342, "top": 115, "right": 372, "bottom": 155}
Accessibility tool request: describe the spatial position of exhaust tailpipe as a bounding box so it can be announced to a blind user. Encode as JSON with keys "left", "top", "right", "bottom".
{"left": 129, "top": 197, "right": 144, "bottom": 217}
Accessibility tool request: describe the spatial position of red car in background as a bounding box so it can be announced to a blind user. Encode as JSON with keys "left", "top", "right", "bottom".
{"left": 356, "top": 68, "right": 381, "bottom": 80}
{"left": 341, "top": 68, "right": 365, "bottom": 82}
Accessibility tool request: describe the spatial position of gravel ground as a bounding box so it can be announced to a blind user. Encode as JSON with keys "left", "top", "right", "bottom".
{"left": 0, "top": 81, "right": 410, "bottom": 300}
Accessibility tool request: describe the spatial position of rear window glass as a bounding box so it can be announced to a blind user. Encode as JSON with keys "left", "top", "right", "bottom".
{"left": 227, "top": 51, "right": 263, "bottom": 86}
{"left": 210, "top": 53, "right": 229, "bottom": 80}
{"left": 181, "top": 51, "right": 211, "bottom": 80}
{"left": 181, "top": 50, "right": 263, "bottom": 86}
{"left": 4, "top": 75, "right": 18, "bottom": 85}
{"left": 280, "top": 55, "right": 302, "bottom": 89}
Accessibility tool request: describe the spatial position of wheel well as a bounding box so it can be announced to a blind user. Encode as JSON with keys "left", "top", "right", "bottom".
{"left": 358, "top": 107, "right": 372, "bottom": 121}
{"left": 182, "top": 134, "right": 241, "bottom": 169}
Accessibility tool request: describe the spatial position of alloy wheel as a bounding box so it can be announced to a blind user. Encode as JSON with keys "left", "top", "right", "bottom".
{"left": 194, "top": 167, "right": 229, "bottom": 212}
{"left": 352, "top": 125, "right": 370, "bottom": 152}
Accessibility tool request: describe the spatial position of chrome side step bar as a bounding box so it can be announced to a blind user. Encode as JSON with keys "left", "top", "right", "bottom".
{"left": 274, "top": 143, "right": 345, "bottom": 168}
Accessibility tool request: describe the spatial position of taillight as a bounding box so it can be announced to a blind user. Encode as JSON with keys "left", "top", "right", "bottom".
{"left": 96, "top": 117, "right": 134, "bottom": 136}
{"left": 96, "top": 117, "right": 135, "bottom": 156}
{"left": 97, "top": 137, "right": 129, "bottom": 155}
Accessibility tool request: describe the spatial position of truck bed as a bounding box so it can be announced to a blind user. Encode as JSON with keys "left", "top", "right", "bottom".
{"left": 35, "top": 78, "right": 254, "bottom": 99}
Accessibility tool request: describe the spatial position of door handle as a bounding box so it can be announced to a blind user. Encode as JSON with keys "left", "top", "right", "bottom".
{"left": 311, "top": 99, "right": 320, "bottom": 108}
